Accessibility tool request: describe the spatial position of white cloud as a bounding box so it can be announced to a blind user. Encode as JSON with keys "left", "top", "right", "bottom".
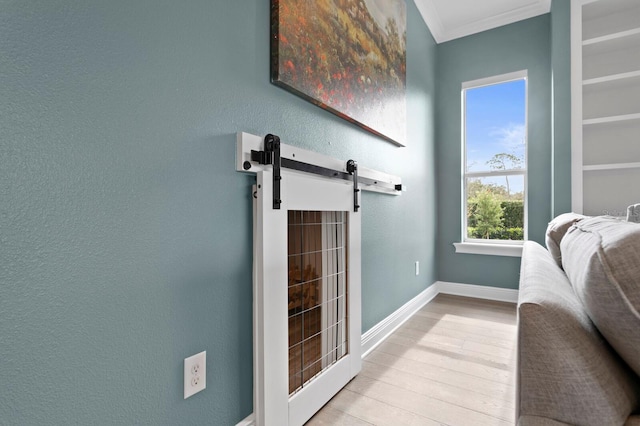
{"left": 490, "top": 123, "right": 525, "bottom": 157}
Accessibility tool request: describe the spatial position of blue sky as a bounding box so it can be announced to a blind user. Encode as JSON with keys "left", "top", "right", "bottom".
{"left": 465, "top": 79, "right": 526, "bottom": 173}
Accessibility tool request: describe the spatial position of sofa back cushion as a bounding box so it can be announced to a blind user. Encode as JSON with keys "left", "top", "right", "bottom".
{"left": 561, "top": 216, "right": 640, "bottom": 377}
{"left": 545, "top": 213, "right": 585, "bottom": 268}
{"left": 518, "top": 241, "right": 639, "bottom": 425}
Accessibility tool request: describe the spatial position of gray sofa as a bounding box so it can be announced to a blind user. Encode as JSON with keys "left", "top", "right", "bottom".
{"left": 517, "top": 214, "right": 640, "bottom": 425}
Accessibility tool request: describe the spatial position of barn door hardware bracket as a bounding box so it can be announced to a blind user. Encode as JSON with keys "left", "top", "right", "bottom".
{"left": 251, "top": 134, "right": 282, "bottom": 209}
{"left": 347, "top": 160, "right": 360, "bottom": 212}
{"left": 238, "top": 132, "right": 402, "bottom": 197}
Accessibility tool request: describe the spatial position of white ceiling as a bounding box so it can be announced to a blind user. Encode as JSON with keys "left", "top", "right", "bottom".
{"left": 414, "top": 0, "right": 552, "bottom": 44}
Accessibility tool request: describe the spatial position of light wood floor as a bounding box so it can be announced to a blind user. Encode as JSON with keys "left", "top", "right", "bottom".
{"left": 306, "top": 294, "right": 518, "bottom": 426}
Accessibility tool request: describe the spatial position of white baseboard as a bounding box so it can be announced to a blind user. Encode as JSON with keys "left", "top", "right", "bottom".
{"left": 361, "top": 284, "right": 439, "bottom": 358}
{"left": 237, "top": 281, "right": 517, "bottom": 425}
{"left": 436, "top": 281, "right": 519, "bottom": 303}
{"left": 236, "top": 414, "right": 255, "bottom": 426}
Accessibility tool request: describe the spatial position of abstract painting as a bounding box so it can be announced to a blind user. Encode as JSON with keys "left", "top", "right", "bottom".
{"left": 271, "top": 0, "right": 407, "bottom": 146}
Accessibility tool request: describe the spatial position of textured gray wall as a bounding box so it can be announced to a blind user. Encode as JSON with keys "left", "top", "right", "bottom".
{"left": 0, "top": 0, "right": 436, "bottom": 424}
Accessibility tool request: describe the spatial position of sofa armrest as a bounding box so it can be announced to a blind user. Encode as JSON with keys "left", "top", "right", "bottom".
{"left": 517, "top": 241, "right": 639, "bottom": 426}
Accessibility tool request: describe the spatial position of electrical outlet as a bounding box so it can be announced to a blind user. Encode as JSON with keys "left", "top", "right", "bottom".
{"left": 184, "top": 351, "right": 206, "bottom": 399}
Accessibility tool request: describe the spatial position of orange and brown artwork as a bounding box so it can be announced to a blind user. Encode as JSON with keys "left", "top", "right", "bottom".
{"left": 271, "top": 0, "right": 407, "bottom": 146}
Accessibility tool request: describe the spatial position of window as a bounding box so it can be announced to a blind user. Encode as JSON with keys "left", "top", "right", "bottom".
{"left": 462, "top": 71, "right": 527, "bottom": 247}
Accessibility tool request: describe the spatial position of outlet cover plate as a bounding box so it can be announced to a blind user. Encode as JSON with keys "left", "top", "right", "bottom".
{"left": 184, "top": 351, "right": 206, "bottom": 399}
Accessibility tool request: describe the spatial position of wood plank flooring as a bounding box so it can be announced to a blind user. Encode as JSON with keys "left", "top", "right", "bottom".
{"left": 306, "top": 294, "right": 518, "bottom": 426}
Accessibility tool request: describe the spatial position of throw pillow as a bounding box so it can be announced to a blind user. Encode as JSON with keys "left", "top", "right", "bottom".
{"left": 545, "top": 212, "right": 585, "bottom": 268}
{"left": 627, "top": 204, "right": 640, "bottom": 223}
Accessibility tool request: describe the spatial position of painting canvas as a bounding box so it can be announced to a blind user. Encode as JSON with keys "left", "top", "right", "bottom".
{"left": 271, "top": 0, "right": 407, "bottom": 146}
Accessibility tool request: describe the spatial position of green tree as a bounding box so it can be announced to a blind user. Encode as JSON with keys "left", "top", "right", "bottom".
{"left": 486, "top": 153, "right": 523, "bottom": 197}
{"left": 467, "top": 178, "right": 508, "bottom": 200}
{"left": 473, "top": 190, "right": 504, "bottom": 239}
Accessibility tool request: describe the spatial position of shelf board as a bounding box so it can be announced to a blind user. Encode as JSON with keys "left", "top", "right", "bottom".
{"left": 583, "top": 162, "right": 640, "bottom": 172}
{"left": 583, "top": 70, "right": 640, "bottom": 86}
{"left": 583, "top": 0, "right": 640, "bottom": 21}
{"left": 583, "top": 27, "right": 640, "bottom": 46}
{"left": 584, "top": 112, "right": 640, "bottom": 125}
{"left": 583, "top": 29, "right": 640, "bottom": 57}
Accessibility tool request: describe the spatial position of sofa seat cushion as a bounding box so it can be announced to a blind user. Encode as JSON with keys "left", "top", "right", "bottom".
{"left": 561, "top": 216, "right": 640, "bottom": 377}
{"left": 545, "top": 213, "right": 585, "bottom": 268}
{"left": 518, "top": 241, "right": 639, "bottom": 425}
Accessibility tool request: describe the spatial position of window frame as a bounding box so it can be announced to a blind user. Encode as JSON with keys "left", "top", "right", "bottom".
{"left": 459, "top": 70, "right": 529, "bottom": 252}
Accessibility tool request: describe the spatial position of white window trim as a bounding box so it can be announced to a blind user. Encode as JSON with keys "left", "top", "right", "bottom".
{"left": 460, "top": 70, "right": 529, "bottom": 254}
{"left": 454, "top": 241, "right": 523, "bottom": 257}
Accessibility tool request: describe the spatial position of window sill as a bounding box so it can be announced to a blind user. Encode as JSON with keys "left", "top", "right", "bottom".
{"left": 453, "top": 242, "right": 523, "bottom": 257}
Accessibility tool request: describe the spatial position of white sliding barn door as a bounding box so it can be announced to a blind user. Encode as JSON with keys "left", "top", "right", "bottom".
{"left": 253, "top": 169, "right": 361, "bottom": 426}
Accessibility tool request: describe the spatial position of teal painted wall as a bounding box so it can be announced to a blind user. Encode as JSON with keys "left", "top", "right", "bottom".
{"left": 0, "top": 1, "right": 436, "bottom": 424}
{"left": 551, "top": 0, "right": 572, "bottom": 217}
{"left": 436, "top": 16, "right": 553, "bottom": 289}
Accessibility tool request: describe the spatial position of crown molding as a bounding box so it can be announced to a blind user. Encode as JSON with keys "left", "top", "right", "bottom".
{"left": 415, "top": 0, "right": 551, "bottom": 44}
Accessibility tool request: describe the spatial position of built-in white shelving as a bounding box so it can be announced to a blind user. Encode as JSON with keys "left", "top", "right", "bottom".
{"left": 583, "top": 70, "right": 640, "bottom": 86}
{"left": 572, "top": 0, "right": 640, "bottom": 215}
{"left": 583, "top": 112, "right": 640, "bottom": 126}
{"left": 583, "top": 162, "right": 640, "bottom": 172}
{"left": 583, "top": 27, "right": 640, "bottom": 46}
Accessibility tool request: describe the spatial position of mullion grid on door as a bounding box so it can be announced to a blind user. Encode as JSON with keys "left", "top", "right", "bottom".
{"left": 287, "top": 210, "right": 348, "bottom": 395}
